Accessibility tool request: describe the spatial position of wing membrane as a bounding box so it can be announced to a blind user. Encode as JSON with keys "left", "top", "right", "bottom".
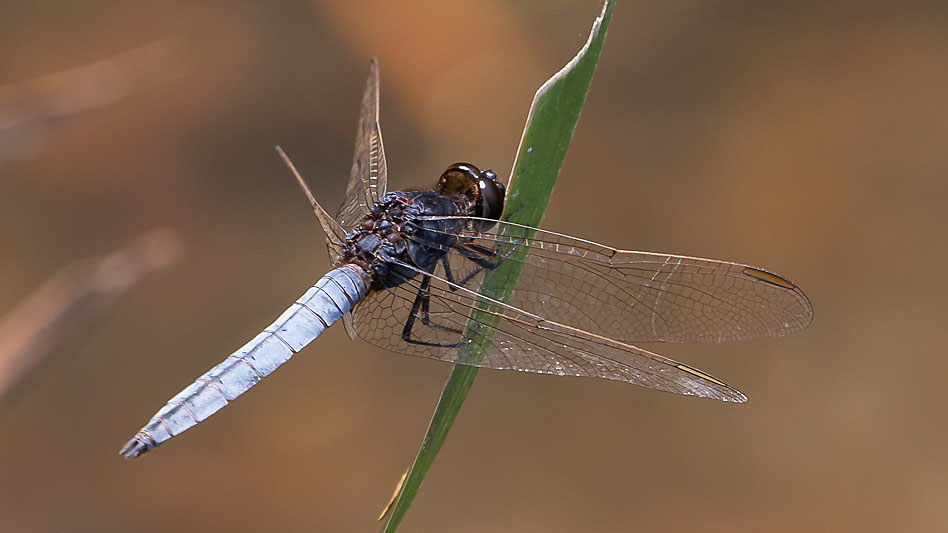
{"left": 351, "top": 259, "right": 746, "bottom": 401}
{"left": 407, "top": 216, "right": 813, "bottom": 344}
{"left": 337, "top": 58, "right": 388, "bottom": 232}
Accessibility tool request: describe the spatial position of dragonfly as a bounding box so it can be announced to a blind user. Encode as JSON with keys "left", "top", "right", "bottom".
{"left": 120, "top": 59, "right": 812, "bottom": 458}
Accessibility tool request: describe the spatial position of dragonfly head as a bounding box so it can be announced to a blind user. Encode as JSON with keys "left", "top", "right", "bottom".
{"left": 437, "top": 163, "right": 506, "bottom": 221}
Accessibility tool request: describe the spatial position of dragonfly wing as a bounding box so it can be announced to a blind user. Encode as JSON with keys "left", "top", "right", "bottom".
{"left": 276, "top": 146, "right": 347, "bottom": 263}
{"left": 337, "top": 58, "right": 387, "bottom": 233}
{"left": 408, "top": 217, "right": 812, "bottom": 344}
{"left": 350, "top": 261, "right": 746, "bottom": 402}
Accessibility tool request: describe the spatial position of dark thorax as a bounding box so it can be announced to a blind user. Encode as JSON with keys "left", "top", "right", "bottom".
{"left": 340, "top": 162, "right": 506, "bottom": 292}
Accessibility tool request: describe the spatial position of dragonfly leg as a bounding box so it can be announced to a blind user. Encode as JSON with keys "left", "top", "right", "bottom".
{"left": 502, "top": 202, "right": 524, "bottom": 221}
{"left": 401, "top": 274, "right": 464, "bottom": 347}
{"left": 443, "top": 240, "right": 523, "bottom": 290}
{"left": 419, "top": 277, "right": 462, "bottom": 334}
{"left": 459, "top": 244, "right": 504, "bottom": 269}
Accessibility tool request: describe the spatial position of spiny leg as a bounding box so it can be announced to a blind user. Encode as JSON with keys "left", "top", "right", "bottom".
{"left": 401, "top": 215, "right": 527, "bottom": 346}
{"left": 401, "top": 273, "right": 464, "bottom": 348}
{"left": 442, "top": 239, "right": 523, "bottom": 291}
{"left": 419, "top": 277, "right": 461, "bottom": 334}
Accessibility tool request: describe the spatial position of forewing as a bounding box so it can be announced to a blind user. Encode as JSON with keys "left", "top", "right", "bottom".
{"left": 408, "top": 217, "right": 813, "bottom": 344}
{"left": 337, "top": 58, "right": 388, "bottom": 232}
{"left": 350, "top": 261, "right": 746, "bottom": 402}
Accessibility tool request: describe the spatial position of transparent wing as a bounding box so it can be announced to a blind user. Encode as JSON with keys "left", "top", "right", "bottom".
{"left": 337, "top": 58, "right": 388, "bottom": 233}
{"left": 351, "top": 258, "right": 746, "bottom": 401}
{"left": 276, "top": 146, "right": 346, "bottom": 263}
{"left": 405, "top": 216, "right": 813, "bottom": 344}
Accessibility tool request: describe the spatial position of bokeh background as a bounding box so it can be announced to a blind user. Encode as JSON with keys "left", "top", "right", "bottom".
{"left": 1, "top": 1, "right": 946, "bottom": 531}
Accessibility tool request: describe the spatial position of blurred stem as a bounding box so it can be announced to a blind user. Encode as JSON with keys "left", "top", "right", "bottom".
{"left": 0, "top": 229, "right": 182, "bottom": 404}
{"left": 379, "top": 1, "right": 615, "bottom": 529}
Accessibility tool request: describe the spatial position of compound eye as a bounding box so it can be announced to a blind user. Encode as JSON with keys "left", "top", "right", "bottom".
{"left": 477, "top": 171, "right": 506, "bottom": 220}
{"left": 437, "top": 163, "right": 481, "bottom": 199}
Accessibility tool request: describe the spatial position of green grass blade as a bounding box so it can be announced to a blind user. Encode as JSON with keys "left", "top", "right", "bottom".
{"left": 380, "top": 1, "right": 615, "bottom": 529}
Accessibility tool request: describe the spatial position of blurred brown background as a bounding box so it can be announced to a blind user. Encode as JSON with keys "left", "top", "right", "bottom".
{"left": 1, "top": 1, "right": 946, "bottom": 531}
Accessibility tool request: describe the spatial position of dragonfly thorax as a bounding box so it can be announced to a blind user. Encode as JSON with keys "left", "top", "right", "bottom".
{"left": 342, "top": 190, "right": 463, "bottom": 291}
{"left": 341, "top": 163, "right": 504, "bottom": 292}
